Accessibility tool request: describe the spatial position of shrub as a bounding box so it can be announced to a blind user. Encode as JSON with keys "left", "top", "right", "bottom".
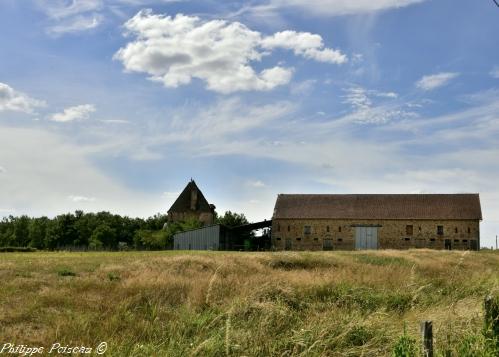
{"left": 0, "top": 246, "right": 37, "bottom": 252}
{"left": 392, "top": 325, "right": 418, "bottom": 357}
{"left": 57, "top": 268, "right": 76, "bottom": 277}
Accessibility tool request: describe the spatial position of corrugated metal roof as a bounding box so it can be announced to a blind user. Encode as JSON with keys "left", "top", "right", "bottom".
{"left": 273, "top": 194, "right": 482, "bottom": 220}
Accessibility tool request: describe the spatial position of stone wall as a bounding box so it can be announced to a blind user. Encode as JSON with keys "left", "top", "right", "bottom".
{"left": 271, "top": 219, "right": 480, "bottom": 251}
{"left": 169, "top": 211, "right": 214, "bottom": 226}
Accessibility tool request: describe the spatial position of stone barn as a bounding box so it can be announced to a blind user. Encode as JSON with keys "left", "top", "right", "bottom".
{"left": 167, "top": 179, "right": 216, "bottom": 226}
{"left": 271, "top": 194, "right": 482, "bottom": 251}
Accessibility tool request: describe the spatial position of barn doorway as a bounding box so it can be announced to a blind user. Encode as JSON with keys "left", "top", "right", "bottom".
{"left": 355, "top": 227, "right": 378, "bottom": 250}
{"left": 445, "top": 239, "right": 452, "bottom": 250}
{"left": 285, "top": 238, "right": 292, "bottom": 250}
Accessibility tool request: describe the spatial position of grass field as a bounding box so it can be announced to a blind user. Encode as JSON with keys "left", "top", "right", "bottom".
{"left": 1, "top": 250, "right": 498, "bottom": 356}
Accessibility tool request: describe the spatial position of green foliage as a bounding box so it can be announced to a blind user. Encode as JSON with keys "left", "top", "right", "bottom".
{"left": 107, "top": 272, "right": 121, "bottom": 281}
{"left": 0, "top": 211, "right": 167, "bottom": 250}
{"left": 215, "top": 211, "right": 249, "bottom": 227}
{"left": 91, "top": 224, "right": 117, "bottom": 248}
{"left": 57, "top": 268, "right": 76, "bottom": 277}
{"left": 0, "top": 247, "right": 37, "bottom": 252}
{"left": 345, "top": 326, "right": 373, "bottom": 347}
{"left": 133, "top": 229, "right": 169, "bottom": 250}
{"left": 484, "top": 294, "right": 499, "bottom": 351}
{"left": 28, "top": 217, "right": 49, "bottom": 248}
{"left": 392, "top": 325, "right": 418, "bottom": 357}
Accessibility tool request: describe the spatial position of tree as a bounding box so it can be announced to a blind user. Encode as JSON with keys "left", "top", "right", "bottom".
{"left": 28, "top": 217, "right": 49, "bottom": 249}
{"left": 90, "top": 224, "right": 117, "bottom": 249}
{"left": 13, "top": 215, "right": 30, "bottom": 247}
{"left": 216, "top": 211, "right": 249, "bottom": 227}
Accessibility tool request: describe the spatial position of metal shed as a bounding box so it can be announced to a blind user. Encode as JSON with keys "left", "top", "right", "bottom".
{"left": 173, "top": 220, "right": 272, "bottom": 251}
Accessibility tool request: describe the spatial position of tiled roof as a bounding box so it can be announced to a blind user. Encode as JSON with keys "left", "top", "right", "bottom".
{"left": 168, "top": 180, "right": 212, "bottom": 213}
{"left": 273, "top": 194, "right": 482, "bottom": 220}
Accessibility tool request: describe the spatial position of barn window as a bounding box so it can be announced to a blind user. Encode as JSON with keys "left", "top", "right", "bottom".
{"left": 326, "top": 225, "right": 330, "bottom": 232}
{"left": 454, "top": 239, "right": 459, "bottom": 243}
{"left": 337, "top": 238, "right": 343, "bottom": 242}
{"left": 419, "top": 226, "right": 422, "bottom": 232}
{"left": 338, "top": 226, "right": 342, "bottom": 232}
{"left": 287, "top": 225, "right": 290, "bottom": 232}
{"left": 455, "top": 227, "right": 458, "bottom": 233}
{"left": 467, "top": 227, "right": 471, "bottom": 234}
{"left": 304, "top": 226, "right": 311, "bottom": 234}
{"left": 437, "top": 226, "right": 444, "bottom": 235}
{"left": 462, "top": 239, "right": 468, "bottom": 243}
{"left": 296, "top": 237, "right": 301, "bottom": 241}
{"left": 276, "top": 238, "right": 281, "bottom": 241}
{"left": 404, "top": 238, "right": 411, "bottom": 241}
{"left": 430, "top": 238, "right": 436, "bottom": 242}
{"left": 314, "top": 237, "right": 318, "bottom": 241}
{"left": 406, "top": 225, "right": 413, "bottom": 235}
{"left": 277, "top": 223, "right": 280, "bottom": 232}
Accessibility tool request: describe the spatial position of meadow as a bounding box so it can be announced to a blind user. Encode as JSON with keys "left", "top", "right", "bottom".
{"left": 1, "top": 250, "right": 498, "bottom": 356}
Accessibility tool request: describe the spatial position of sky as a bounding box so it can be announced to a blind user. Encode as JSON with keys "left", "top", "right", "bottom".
{"left": 0, "top": 0, "right": 498, "bottom": 247}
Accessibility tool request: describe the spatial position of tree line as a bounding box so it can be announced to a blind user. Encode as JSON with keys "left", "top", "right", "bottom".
{"left": 0, "top": 210, "right": 249, "bottom": 251}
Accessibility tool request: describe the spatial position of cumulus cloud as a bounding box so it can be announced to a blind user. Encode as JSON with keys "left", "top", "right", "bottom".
{"left": 0, "top": 82, "right": 46, "bottom": 113}
{"left": 256, "top": 0, "right": 426, "bottom": 17}
{"left": 114, "top": 10, "right": 346, "bottom": 93}
{"left": 260, "top": 31, "right": 347, "bottom": 63}
{"left": 490, "top": 66, "right": 499, "bottom": 79}
{"left": 51, "top": 104, "right": 96, "bottom": 122}
{"left": 416, "top": 72, "right": 459, "bottom": 91}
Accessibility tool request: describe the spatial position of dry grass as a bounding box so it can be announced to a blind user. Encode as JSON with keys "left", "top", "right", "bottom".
{"left": 0, "top": 249, "right": 498, "bottom": 356}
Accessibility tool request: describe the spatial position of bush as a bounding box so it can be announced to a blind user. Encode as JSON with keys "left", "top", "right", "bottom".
{"left": 0, "top": 246, "right": 37, "bottom": 252}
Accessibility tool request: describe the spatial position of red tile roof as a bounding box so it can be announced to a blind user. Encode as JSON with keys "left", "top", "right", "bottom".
{"left": 273, "top": 194, "right": 482, "bottom": 220}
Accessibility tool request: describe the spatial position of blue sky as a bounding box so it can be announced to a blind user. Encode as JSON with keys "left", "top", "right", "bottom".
{"left": 1, "top": 0, "right": 498, "bottom": 247}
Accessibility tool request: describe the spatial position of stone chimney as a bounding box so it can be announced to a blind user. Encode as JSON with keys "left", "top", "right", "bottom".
{"left": 190, "top": 187, "right": 198, "bottom": 211}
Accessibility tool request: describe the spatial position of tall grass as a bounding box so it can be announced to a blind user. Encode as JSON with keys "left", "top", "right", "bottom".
{"left": 0, "top": 249, "right": 497, "bottom": 356}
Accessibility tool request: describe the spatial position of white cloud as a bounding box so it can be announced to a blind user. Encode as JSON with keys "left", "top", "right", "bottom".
{"left": 68, "top": 195, "right": 96, "bottom": 202}
{"left": 261, "top": 31, "right": 347, "bottom": 64}
{"left": 248, "top": 180, "right": 266, "bottom": 188}
{"left": 41, "top": 0, "right": 102, "bottom": 19}
{"left": 51, "top": 104, "right": 96, "bottom": 122}
{"left": 416, "top": 72, "right": 459, "bottom": 91}
{"left": 490, "top": 66, "right": 499, "bottom": 79}
{"left": 0, "top": 82, "right": 46, "bottom": 114}
{"left": 375, "top": 91, "right": 398, "bottom": 98}
{"left": 342, "top": 86, "right": 414, "bottom": 124}
{"left": 0, "top": 166, "right": 5, "bottom": 174}
{"left": 251, "top": 0, "right": 426, "bottom": 17}
{"left": 48, "top": 15, "right": 103, "bottom": 35}
{"left": 37, "top": 0, "right": 104, "bottom": 35}
{"left": 114, "top": 10, "right": 346, "bottom": 93}
{"left": 0, "top": 125, "right": 161, "bottom": 217}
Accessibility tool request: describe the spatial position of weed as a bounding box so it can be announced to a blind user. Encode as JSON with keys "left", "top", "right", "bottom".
{"left": 57, "top": 268, "right": 76, "bottom": 277}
